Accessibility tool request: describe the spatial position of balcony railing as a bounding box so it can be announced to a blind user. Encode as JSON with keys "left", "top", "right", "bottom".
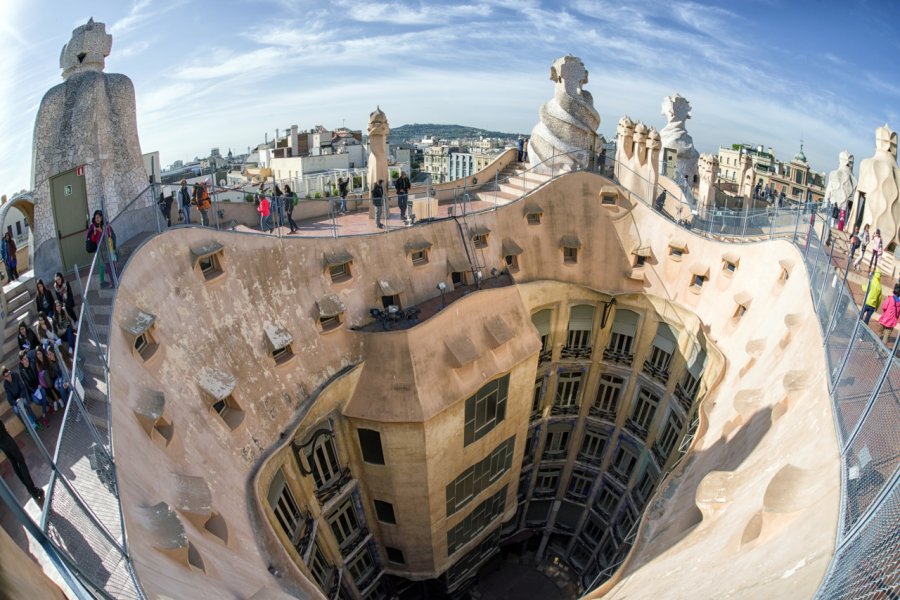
{"left": 603, "top": 348, "right": 633, "bottom": 366}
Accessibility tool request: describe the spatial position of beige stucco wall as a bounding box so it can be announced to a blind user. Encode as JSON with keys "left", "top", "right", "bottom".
{"left": 109, "top": 169, "right": 839, "bottom": 599}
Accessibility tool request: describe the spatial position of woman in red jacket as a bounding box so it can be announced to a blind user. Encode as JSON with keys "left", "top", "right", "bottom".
{"left": 86, "top": 210, "right": 117, "bottom": 288}
{"left": 257, "top": 192, "right": 272, "bottom": 232}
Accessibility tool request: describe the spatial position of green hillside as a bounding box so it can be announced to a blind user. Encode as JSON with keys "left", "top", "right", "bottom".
{"left": 390, "top": 123, "right": 526, "bottom": 143}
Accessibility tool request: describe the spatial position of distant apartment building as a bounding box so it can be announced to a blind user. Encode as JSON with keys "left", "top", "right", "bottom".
{"left": 717, "top": 143, "right": 825, "bottom": 203}
{"left": 423, "top": 145, "right": 455, "bottom": 183}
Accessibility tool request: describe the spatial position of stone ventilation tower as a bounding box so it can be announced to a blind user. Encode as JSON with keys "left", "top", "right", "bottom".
{"left": 528, "top": 55, "right": 601, "bottom": 171}
{"left": 31, "top": 18, "right": 147, "bottom": 278}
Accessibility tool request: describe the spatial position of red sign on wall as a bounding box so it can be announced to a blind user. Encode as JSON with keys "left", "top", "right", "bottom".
{"left": 75, "top": 165, "right": 84, "bottom": 176}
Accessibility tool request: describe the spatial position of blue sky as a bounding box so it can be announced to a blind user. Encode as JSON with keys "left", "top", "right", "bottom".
{"left": 2, "top": 0, "right": 898, "bottom": 194}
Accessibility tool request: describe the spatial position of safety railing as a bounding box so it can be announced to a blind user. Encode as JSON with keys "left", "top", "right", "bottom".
{"left": 6, "top": 148, "right": 894, "bottom": 599}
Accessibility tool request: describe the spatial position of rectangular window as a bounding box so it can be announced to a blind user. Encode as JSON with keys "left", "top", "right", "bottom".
{"left": 527, "top": 213, "right": 541, "bottom": 225}
{"left": 327, "top": 497, "right": 363, "bottom": 553}
{"left": 523, "top": 425, "right": 540, "bottom": 466}
{"left": 594, "top": 485, "right": 621, "bottom": 517}
{"left": 267, "top": 469, "right": 303, "bottom": 545}
{"left": 319, "top": 314, "right": 341, "bottom": 331}
{"left": 592, "top": 374, "right": 623, "bottom": 418}
{"left": 358, "top": 428, "right": 385, "bottom": 465}
{"left": 298, "top": 432, "right": 343, "bottom": 492}
{"left": 446, "top": 486, "right": 507, "bottom": 555}
{"left": 463, "top": 374, "right": 509, "bottom": 446}
{"left": 553, "top": 371, "right": 582, "bottom": 415}
{"left": 211, "top": 394, "right": 243, "bottom": 431}
{"left": 534, "top": 467, "right": 560, "bottom": 498}
{"left": 567, "top": 468, "right": 595, "bottom": 502}
{"left": 675, "top": 371, "right": 700, "bottom": 413}
{"left": 15, "top": 221, "right": 22, "bottom": 236}
{"left": 329, "top": 262, "right": 351, "bottom": 283}
{"left": 272, "top": 344, "right": 294, "bottom": 365}
{"left": 542, "top": 423, "right": 572, "bottom": 460}
{"left": 472, "top": 233, "right": 488, "bottom": 249}
{"left": 579, "top": 428, "right": 608, "bottom": 465}
{"left": 612, "top": 446, "right": 639, "bottom": 484}
{"left": 580, "top": 513, "right": 606, "bottom": 545}
{"left": 629, "top": 388, "right": 660, "bottom": 436}
{"left": 643, "top": 345, "right": 672, "bottom": 382}
{"left": 531, "top": 378, "right": 544, "bottom": 418}
{"left": 411, "top": 250, "right": 428, "bottom": 265}
{"left": 563, "top": 247, "right": 578, "bottom": 263}
{"left": 346, "top": 545, "right": 376, "bottom": 585}
{"left": 654, "top": 411, "right": 684, "bottom": 462}
{"left": 563, "top": 305, "right": 594, "bottom": 358}
{"left": 309, "top": 543, "right": 334, "bottom": 590}
{"left": 373, "top": 500, "right": 396, "bottom": 524}
{"left": 446, "top": 436, "right": 515, "bottom": 516}
{"left": 385, "top": 546, "right": 405, "bottom": 565}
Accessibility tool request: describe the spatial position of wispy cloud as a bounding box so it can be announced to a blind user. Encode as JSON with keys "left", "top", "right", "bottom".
{"left": 110, "top": 0, "right": 153, "bottom": 35}
{"left": 1, "top": 0, "right": 894, "bottom": 194}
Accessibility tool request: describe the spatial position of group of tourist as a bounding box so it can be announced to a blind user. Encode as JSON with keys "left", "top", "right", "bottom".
{"left": 160, "top": 179, "right": 214, "bottom": 227}
{"left": 255, "top": 184, "right": 301, "bottom": 233}
{"left": 1, "top": 272, "right": 82, "bottom": 505}
{"left": 373, "top": 171, "right": 413, "bottom": 229}
{"left": 848, "top": 224, "right": 884, "bottom": 274}
{"left": 753, "top": 181, "right": 787, "bottom": 206}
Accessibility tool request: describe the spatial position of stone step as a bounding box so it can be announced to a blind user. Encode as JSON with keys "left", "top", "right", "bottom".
{"left": 6, "top": 287, "right": 34, "bottom": 313}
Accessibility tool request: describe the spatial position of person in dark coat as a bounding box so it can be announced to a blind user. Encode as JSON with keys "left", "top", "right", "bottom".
{"left": 16, "top": 323, "right": 39, "bottom": 355}
{"left": 0, "top": 414, "right": 44, "bottom": 504}
{"left": 1, "top": 232, "right": 17, "bottom": 280}
{"left": 53, "top": 272, "right": 78, "bottom": 323}
{"left": 395, "top": 171, "right": 411, "bottom": 224}
{"left": 3, "top": 366, "right": 42, "bottom": 431}
{"left": 34, "top": 279, "right": 55, "bottom": 320}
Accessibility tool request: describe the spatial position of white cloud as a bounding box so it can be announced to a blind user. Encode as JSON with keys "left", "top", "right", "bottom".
{"left": 110, "top": 0, "right": 154, "bottom": 35}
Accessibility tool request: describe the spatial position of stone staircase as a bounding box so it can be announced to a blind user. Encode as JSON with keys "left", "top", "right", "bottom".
{"left": 0, "top": 272, "right": 37, "bottom": 438}
{"left": 829, "top": 229, "right": 895, "bottom": 289}
{"left": 474, "top": 162, "right": 548, "bottom": 205}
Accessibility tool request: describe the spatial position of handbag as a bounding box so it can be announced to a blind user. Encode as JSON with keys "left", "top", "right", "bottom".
{"left": 86, "top": 238, "right": 98, "bottom": 253}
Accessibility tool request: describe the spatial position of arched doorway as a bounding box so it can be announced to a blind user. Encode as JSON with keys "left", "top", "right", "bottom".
{"left": 0, "top": 192, "right": 35, "bottom": 277}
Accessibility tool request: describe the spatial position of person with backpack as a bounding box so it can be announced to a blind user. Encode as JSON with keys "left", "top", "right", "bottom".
{"left": 854, "top": 224, "right": 871, "bottom": 271}
{"left": 284, "top": 184, "right": 299, "bottom": 233}
{"left": 848, "top": 226, "right": 862, "bottom": 266}
{"left": 193, "top": 181, "right": 212, "bottom": 226}
{"left": 861, "top": 271, "right": 883, "bottom": 324}
{"left": 877, "top": 284, "right": 900, "bottom": 345}
{"left": 86, "top": 209, "right": 117, "bottom": 288}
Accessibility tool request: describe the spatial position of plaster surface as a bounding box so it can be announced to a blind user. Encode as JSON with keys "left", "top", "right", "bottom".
{"left": 659, "top": 93, "right": 699, "bottom": 183}
{"left": 108, "top": 169, "right": 839, "bottom": 599}
{"left": 858, "top": 125, "right": 900, "bottom": 245}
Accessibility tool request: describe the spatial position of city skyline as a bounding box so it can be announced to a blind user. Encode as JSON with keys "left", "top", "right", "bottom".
{"left": 2, "top": 0, "right": 898, "bottom": 194}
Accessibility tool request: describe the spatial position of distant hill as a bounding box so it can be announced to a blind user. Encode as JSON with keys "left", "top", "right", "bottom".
{"left": 390, "top": 123, "right": 526, "bottom": 143}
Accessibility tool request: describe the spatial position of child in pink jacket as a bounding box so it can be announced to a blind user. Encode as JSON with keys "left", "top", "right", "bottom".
{"left": 877, "top": 284, "right": 900, "bottom": 345}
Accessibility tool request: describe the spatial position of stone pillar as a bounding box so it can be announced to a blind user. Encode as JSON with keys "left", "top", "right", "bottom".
{"left": 31, "top": 19, "right": 148, "bottom": 279}
{"left": 697, "top": 153, "right": 719, "bottom": 218}
{"left": 366, "top": 107, "right": 390, "bottom": 219}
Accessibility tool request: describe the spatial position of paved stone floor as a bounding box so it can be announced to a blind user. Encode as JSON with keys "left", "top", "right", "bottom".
{"left": 472, "top": 562, "right": 567, "bottom": 600}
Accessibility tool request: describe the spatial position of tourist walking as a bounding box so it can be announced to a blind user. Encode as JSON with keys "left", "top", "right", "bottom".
{"left": 272, "top": 185, "right": 286, "bottom": 230}
{"left": 284, "top": 185, "right": 299, "bottom": 233}
{"left": 159, "top": 191, "right": 173, "bottom": 226}
{"left": 848, "top": 226, "right": 861, "bottom": 266}
{"left": 53, "top": 272, "right": 78, "bottom": 323}
{"left": 868, "top": 229, "right": 884, "bottom": 274}
{"left": 0, "top": 416, "right": 45, "bottom": 504}
{"left": 257, "top": 192, "right": 272, "bottom": 232}
{"left": 337, "top": 178, "right": 349, "bottom": 213}
{"left": 179, "top": 179, "right": 192, "bottom": 224}
{"left": 854, "top": 224, "right": 871, "bottom": 271}
{"left": 861, "top": 271, "right": 882, "bottom": 324}
{"left": 86, "top": 210, "right": 117, "bottom": 288}
{"left": 373, "top": 179, "right": 385, "bottom": 229}
{"left": 395, "top": 171, "right": 411, "bottom": 224}
{"left": 1, "top": 231, "right": 18, "bottom": 280}
{"left": 193, "top": 181, "right": 212, "bottom": 226}
{"left": 877, "top": 284, "right": 900, "bottom": 345}
{"left": 3, "top": 366, "right": 41, "bottom": 431}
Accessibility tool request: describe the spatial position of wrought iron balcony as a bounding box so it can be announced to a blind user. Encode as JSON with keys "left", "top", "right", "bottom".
{"left": 551, "top": 402, "right": 580, "bottom": 416}
{"left": 313, "top": 467, "right": 353, "bottom": 504}
{"left": 602, "top": 348, "right": 633, "bottom": 365}
{"left": 539, "top": 348, "right": 553, "bottom": 365}
{"left": 561, "top": 345, "right": 593, "bottom": 360}
{"left": 642, "top": 361, "right": 670, "bottom": 384}
{"left": 588, "top": 405, "right": 617, "bottom": 422}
